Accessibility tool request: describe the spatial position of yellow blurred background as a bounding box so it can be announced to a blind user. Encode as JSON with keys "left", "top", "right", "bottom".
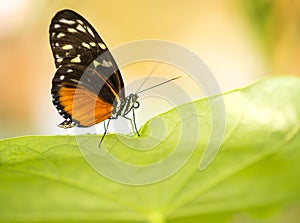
{"left": 0, "top": 0, "right": 299, "bottom": 139}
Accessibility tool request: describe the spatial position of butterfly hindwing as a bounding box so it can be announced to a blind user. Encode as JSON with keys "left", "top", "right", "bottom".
{"left": 50, "top": 9, "right": 125, "bottom": 127}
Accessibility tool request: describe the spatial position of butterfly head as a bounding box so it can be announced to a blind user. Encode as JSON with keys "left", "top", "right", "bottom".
{"left": 128, "top": 93, "right": 140, "bottom": 109}
{"left": 112, "top": 93, "right": 139, "bottom": 118}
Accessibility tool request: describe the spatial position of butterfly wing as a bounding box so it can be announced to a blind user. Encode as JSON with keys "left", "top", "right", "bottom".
{"left": 51, "top": 64, "right": 117, "bottom": 127}
{"left": 50, "top": 9, "right": 124, "bottom": 127}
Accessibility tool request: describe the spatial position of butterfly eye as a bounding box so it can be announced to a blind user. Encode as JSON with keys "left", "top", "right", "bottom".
{"left": 133, "top": 101, "right": 140, "bottom": 109}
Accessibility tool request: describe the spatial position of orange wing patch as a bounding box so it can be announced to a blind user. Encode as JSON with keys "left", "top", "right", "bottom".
{"left": 58, "top": 86, "right": 113, "bottom": 127}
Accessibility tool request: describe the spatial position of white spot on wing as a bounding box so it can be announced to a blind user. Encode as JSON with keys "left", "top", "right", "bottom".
{"left": 57, "top": 58, "right": 63, "bottom": 63}
{"left": 67, "top": 28, "right": 77, "bottom": 33}
{"left": 70, "top": 54, "right": 81, "bottom": 63}
{"left": 76, "top": 24, "right": 86, "bottom": 32}
{"left": 81, "top": 42, "right": 91, "bottom": 49}
{"left": 89, "top": 42, "right": 96, "bottom": 47}
{"left": 55, "top": 43, "right": 59, "bottom": 47}
{"left": 62, "top": 44, "right": 73, "bottom": 50}
{"left": 60, "top": 75, "right": 65, "bottom": 80}
{"left": 54, "top": 24, "right": 61, "bottom": 28}
{"left": 100, "top": 60, "right": 113, "bottom": 67}
{"left": 67, "top": 68, "right": 73, "bottom": 73}
{"left": 87, "top": 26, "right": 95, "bottom": 37}
{"left": 76, "top": 19, "right": 84, "bottom": 25}
{"left": 93, "top": 60, "right": 100, "bottom": 68}
{"left": 98, "top": 43, "right": 106, "bottom": 50}
{"left": 70, "top": 78, "right": 79, "bottom": 83}
{"left": 59, "top": 18, "right": 76, "bottom": 25}
{"left": 57, "top": 33, "right": 65, "bottom": 38}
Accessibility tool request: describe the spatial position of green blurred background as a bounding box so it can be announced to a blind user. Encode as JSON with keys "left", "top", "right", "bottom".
{"left": 0, "top": 0, "right": 299, "bottom": 139}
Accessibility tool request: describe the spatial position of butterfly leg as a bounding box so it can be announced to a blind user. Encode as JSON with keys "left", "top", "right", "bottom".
{"left": 132, "top": 109, "right": 140, "bottom": 136}
{"left": 123, "top": 109, "right": 140, "bottom": 136}
{"left": 99, "top": 119, "right": 111, "bottom": 147}
{"left": 103, "top": 120, "right": 107, "bottom": 132}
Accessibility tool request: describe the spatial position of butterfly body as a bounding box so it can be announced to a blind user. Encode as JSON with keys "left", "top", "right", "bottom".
{"left": 50, "top": 9, "right": 139, "bottom": 132}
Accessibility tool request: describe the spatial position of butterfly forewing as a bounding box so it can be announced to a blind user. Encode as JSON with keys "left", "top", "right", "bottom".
{"left": 50, "top": 9, "right": 125, "bottom": 127}
{"left": 50, "top": 10, "right": 103, "bottom": 67}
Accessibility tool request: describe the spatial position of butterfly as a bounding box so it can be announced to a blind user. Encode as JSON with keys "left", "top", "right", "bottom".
{"left": 50, "top": 9, "right": 181, "bottom": 145}
{"left": 50, "top": 9, "right": 140, "bottom": 143}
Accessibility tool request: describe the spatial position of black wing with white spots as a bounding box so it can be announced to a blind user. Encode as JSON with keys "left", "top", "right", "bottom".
{"left": 49, "top": 9, "right": 125, "bottom": 127}
{"left": 51, "top": 10, "right": 106, "bottom": 67}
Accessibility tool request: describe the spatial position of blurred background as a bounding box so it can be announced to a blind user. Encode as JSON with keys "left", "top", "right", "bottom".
{"left": 0, "top": 0, "right": 299, "bottom": 139}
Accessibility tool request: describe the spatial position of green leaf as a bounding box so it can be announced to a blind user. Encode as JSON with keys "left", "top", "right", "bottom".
{"left": 1, "top": 76, "right": 300, "bottom": 223}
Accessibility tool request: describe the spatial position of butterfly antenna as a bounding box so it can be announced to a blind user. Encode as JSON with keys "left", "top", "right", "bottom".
{"left": 136, "top": 76, "right": 182, "bottom": 94}
{"left": 135, "top": 62, "right": 161, "bottom": 94}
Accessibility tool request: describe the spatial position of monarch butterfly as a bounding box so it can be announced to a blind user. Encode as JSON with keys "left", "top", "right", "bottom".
{"left": 50, "top": 9, "right": 180, "bottom": 145}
